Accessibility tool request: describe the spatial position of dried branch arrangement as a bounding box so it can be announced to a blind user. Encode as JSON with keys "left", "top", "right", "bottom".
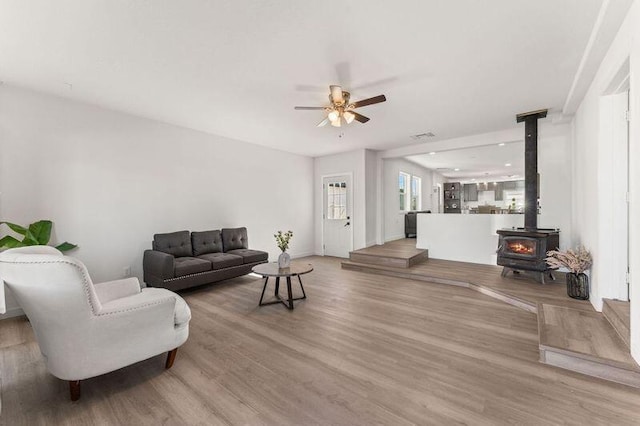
{"left": 545, "top": 246, "right": 592, "bottom": 274}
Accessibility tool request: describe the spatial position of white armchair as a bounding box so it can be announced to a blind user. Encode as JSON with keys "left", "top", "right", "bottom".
{"left": 0, "top": 246, "right": 190, "bottom": 401}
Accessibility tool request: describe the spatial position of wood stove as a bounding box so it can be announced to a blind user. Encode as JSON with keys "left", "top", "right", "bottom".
{"left": 496, "top": 109, "right": 560, "bottom": 284}
{"left": 497, "top": 228, "right": 559, "bottom": 283}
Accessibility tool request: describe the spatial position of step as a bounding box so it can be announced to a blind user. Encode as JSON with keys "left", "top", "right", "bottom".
{"left": 603, "top": 298, "right": 630, "bottom": 348}
{"left": 538, "top": 303, "right": 640, "bottom": 388}
{"left": 348, "top": 248, "right": 428, "bottom": 269}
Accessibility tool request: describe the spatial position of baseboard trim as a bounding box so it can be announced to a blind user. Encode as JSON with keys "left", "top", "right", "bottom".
{"left": 291, "top": 251, "right": 315, "bottom": 259}
{"left": 0, "top": 306, "right": 24, "bottom": 320}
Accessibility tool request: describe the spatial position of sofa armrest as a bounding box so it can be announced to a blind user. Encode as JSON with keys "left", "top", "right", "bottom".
{"left": 94, "top": 277, "right": 141, "bottom": 304}
{"left": 143, "top": 250, "right": 175, "bottom": 283}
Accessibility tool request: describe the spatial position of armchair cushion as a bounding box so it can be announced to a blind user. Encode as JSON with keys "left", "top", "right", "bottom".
{"left": 226, "top": 249, "right": 268, "bottom": 264}
{"left": 94, "top": 277, "right": 141, "bottom": 304}
{"left": 153, "top": 231, "right": 192, "bottom": 257}
{"left": 191, "top": 230, "right": 223, "bottom": 256}
{"left": 222, "top": 227, "right": 248, "bottom": 251}
{"left": 174, "top": 257, "right": 211, "bottom": 277}
{"left": 197, "top": 252, "right": 243, "bottom": 270}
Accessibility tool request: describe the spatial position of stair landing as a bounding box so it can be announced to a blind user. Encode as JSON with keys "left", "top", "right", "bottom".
{"left": 348, "top": 239, "right": 428, "bottom": 269}
{"left": 538, "top": 303, "right": 640, "bottom": 388}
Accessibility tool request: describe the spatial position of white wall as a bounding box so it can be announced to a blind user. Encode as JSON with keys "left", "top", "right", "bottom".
{"left": 382, "top": 158, "right": 439, "bottom": 241}
{"left": 536, "top": 122, "right": 573, "bottom": 249}
{"left": 0, "top": 85, "right": 315, "bottom": 318}
{"left": 572, "top": 2, "right": 637, "bottom": 313}
{"left": 364, "top": 149, "right": 378, "bottom": 247}
{"left": 314, "top": 149, "right": 366, "bottom": 254}
{"left": 572, "top": 0, "right": 640, "bottom": 362}
{"left": 630, "top": 2, "right": 640, "bottom": 364}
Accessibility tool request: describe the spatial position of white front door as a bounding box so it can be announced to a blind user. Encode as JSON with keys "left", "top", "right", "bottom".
{"left": 323, "top": 175, "right": 352, "bottom": 258}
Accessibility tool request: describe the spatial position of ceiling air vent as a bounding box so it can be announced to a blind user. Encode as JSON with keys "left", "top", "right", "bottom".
{"left": 410, "top": 132, "right": 435, "bottom": 140}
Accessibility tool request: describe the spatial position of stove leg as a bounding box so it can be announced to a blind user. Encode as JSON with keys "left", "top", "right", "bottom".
{"left": 501, "top": 267, "right": 509, "bottom": 278}
{"left": 540, "top": 272, "right": 546, "bottom": 285}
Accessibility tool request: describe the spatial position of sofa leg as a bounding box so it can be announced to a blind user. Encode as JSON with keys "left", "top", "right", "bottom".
{"left": 69, "top": 380, "right": 81, "bottom": 401}
{"left": 165, "top": 348, "right": 178, "bottom": 369}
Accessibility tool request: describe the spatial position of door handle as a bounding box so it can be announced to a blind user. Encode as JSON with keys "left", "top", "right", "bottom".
{"left": 344, "top": 222, "right": 350, "bottom": 227}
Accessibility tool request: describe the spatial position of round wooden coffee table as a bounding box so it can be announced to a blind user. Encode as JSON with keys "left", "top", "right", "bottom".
{"left": 252, "top": 262, "right": 313, "bottom": 310}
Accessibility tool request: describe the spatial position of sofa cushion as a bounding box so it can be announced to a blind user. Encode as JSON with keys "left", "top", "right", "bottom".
{"left": 174, "top": 257, "right": 212, "bottom": 277}
{"left": 222, "top": 227, "right": 248, "bottom": 251}
{"left": 191, "top": 230, "right": 223, "bottom": 256}
{"left": 197, "top": 252, "right": 244, "bottom": 270}
{"left": 153, "top": 231, "right": 192, "bottom": 257}
{"left": 226, "top": 249, "right": 268, "bottom": 264}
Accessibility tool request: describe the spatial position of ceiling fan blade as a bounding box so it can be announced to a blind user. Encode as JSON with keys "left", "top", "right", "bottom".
{"left": 351, "top": 94, "right": 386, "bottom": 109}
{"left": 330, "top": 85, "right": 343, "bottom": 103}
{"left": 351, "top": 111, "right": 370, "bottom": 123}
{"left": 294, "top": 106, "right": 326, "bottom": 110}
{"left": 317, "top": 118, "right": 329, "bottom": 127}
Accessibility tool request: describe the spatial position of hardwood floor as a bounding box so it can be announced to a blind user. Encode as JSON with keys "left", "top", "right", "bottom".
{"left": 343, "top": 239, "right": 593, "bottom": 312}
{"left": 2, "top": 256, "right": 640, "bottom": 425}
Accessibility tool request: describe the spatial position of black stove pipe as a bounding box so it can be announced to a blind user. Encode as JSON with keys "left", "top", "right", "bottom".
{"left": 516, "top": 109, "right": 547, "bottom": 230}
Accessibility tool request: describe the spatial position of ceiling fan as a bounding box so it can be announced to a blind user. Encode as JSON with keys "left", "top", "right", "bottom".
{"left": 294, "top": 85, "right": 386, "bottom": 128}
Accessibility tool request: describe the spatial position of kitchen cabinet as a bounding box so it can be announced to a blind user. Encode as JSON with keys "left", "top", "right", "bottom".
{"left": 444, "top": 182, "right": 461, "bottom": 213}
{"left": 463, "top": 183, "right": 478, "bottom": 202}
{"left": 495, "top": 182, "right": 504, "bottom": 201}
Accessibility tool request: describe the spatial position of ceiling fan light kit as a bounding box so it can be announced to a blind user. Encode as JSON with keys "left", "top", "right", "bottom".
{"left": 295, "top": 85, "right": 386, "bottom": 128}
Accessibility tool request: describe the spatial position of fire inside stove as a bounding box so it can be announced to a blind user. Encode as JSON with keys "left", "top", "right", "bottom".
{"left": 507, "top": 240, "right": 536, "bottom": 255}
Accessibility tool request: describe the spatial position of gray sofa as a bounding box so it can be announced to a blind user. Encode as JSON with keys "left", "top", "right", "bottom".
{"left": 143, "top": 227, "right": 268, "bottom": 291}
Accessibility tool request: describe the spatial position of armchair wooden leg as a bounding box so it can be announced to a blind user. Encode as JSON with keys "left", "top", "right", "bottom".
{"left": 165, "top": 348, "right": 178, "bottom": 369}
{"left": 69, "top": 380, "right": 81, "bottom": 401}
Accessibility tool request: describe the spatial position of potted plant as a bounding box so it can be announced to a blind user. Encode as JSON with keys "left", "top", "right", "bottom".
{"left": 274, "top": 230, "right": 293, "bottom": 269}
{"left": 0, "top": 220, "right": 77, "bottom": 252}
{"left": 545, "top": 246, "right": 592, "bottom": 300}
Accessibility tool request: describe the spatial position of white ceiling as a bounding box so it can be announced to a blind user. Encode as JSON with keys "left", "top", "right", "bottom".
{"left": 405, "top": 142, "right": 524, "bottom": 182}
{"left": 0, "top": 0, "right": 608, "bottom": 157}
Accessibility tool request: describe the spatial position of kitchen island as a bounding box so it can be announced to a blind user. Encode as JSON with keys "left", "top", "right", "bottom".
{"left": 416, "top": 213, "right": 524, "bottom": 265}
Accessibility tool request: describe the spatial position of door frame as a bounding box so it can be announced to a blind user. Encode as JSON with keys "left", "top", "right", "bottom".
{"left": 321, "top": 172, "right": 354, "bottom": 256}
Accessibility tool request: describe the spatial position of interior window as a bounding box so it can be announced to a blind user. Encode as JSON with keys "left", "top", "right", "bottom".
{"left": 411, "top": 176, "right": 422, "bottom": 210}
{"left": 399, "top": 172, "right": 410, "bottom": 211}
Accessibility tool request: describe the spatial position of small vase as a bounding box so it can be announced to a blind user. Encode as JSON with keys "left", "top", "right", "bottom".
{"left": 278, "top": 251, "right": 291, "bottom": 269}
{"left": 566, "top": 272, "right": 589, "bottom": 300}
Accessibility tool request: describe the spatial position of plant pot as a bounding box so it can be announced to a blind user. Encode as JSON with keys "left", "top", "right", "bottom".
{"left": 566, "top": 272, "right": 589, "bottom": 300}
{"left": 278, "top": 251, "right": 291, "bottom": 269}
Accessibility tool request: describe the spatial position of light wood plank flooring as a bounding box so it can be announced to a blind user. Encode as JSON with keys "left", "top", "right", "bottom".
{"left": 2, "top": 256, "right": 640, "bottom": 425}
{"left": 343, "top": 239, "right": 593, "bottom": 312}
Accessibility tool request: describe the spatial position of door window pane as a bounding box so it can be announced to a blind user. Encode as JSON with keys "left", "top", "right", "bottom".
{"left": 327, "top": 182, "right": 347, "bottom": 219}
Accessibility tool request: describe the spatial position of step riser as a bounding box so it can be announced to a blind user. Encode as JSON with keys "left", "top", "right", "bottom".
{"left": 349, "top": 253, "right": 409, "bottom": 268}
{"left": 541, "top": 348, "right": 640, "bottom": 388}
{"left": 603, "top": 301, "right": 630, "bottom": 348}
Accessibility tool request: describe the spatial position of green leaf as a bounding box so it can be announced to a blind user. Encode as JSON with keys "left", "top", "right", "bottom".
{"left": 55, "top": 242, "right": 77, "bottom": 252}
{"left": 0, "top": 235, "right": 26, "bottom": 249}
{"left": 22, "top": 230, "right": 40, "bottom": 246}
{"left": 0, "top": 221, "right": 27, "bottom": 235}
{"left": 28, "top": 220, "right": 52, "bottom": 245}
